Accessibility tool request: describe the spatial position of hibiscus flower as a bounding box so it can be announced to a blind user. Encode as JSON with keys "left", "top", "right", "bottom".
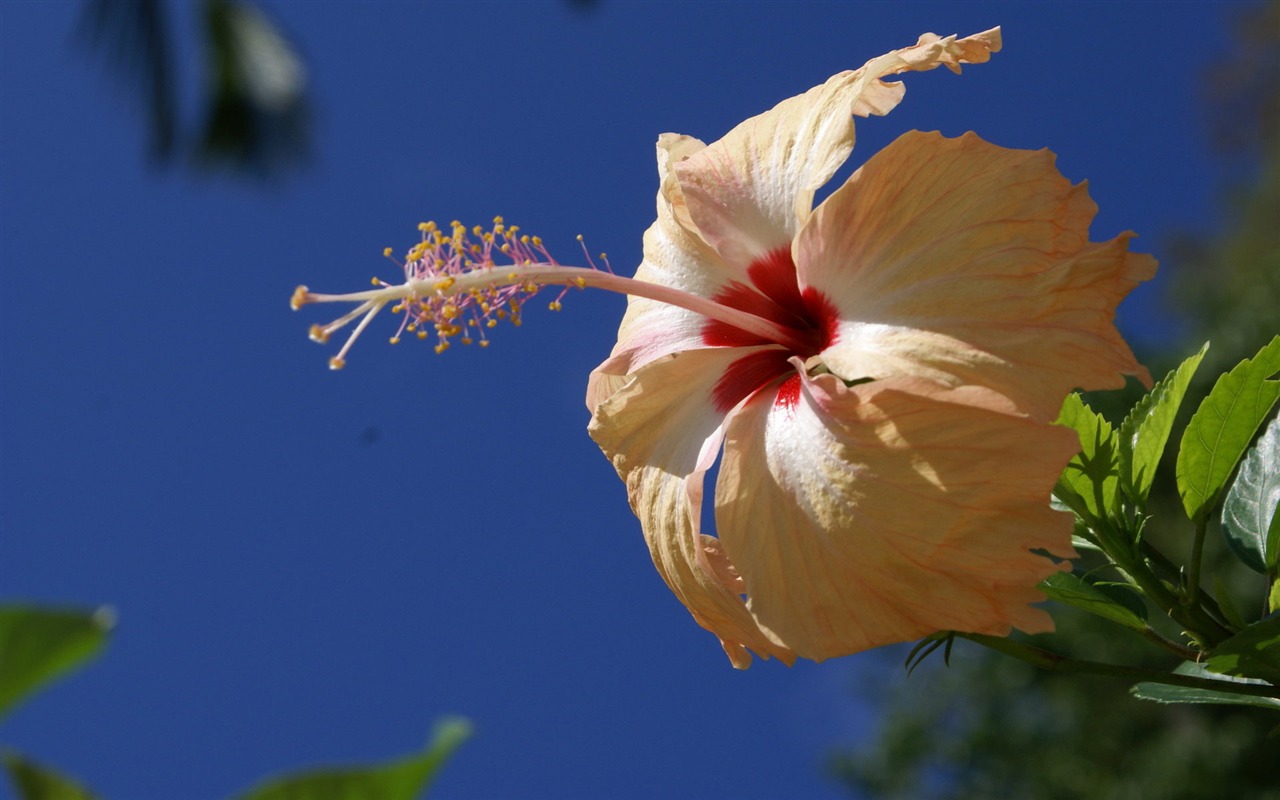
{"left": 292, "top": 27, "right": 1155, "bottom": 669}
{"left": 585, "top": 28, "right": 1155, "bottom": 667}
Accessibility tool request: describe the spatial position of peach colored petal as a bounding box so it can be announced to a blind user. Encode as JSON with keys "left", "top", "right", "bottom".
{"left": 674, "top": 29, "right": 1001, "bottom": 272}
{"left": 588, "top": 347, "right": 795, "bottom": 667}
{"left": 797, "top": 131, "right": 1156, "bottom": 421}
{"left": 715, "top": 370, "right": 1079, "bottom": 661}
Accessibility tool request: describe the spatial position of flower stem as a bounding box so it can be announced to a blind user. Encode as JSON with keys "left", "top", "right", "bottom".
{"left": 1185, "top": 516, "right": 1209, "bottom": 608}
{"left": 1094, "top": 518, "right": 1232, "bottom": 647}
{"left": 1137, "top": 625, "right": 1201, "bottom": 661}
{"left": 1141, "top": 538, "right": 1235, "bottom": 631}
{"left": 957, "top": 633, "right": 1280, "bottom": 699}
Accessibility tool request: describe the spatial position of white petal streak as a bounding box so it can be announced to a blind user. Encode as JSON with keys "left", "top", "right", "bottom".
{"left": 715, "top": 371, "right": 1078, "bottom": 661}
{"left": 602, "top": 136, "right": 744, "bottom": 376}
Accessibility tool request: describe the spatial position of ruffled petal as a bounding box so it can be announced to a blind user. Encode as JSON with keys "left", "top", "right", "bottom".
{"left": 587, "top": 347, "right": 796, "bottom": 667}
{"left": 798, "top": 130, "right": 1156, "bottom": 420}
{"left": 715, "top": 369, "right": 1079, "bottom": 661}
{"left": 597, "top": 135, "right": 746, "bottom": 378}
{"left": 601, "top": 31, "right": 1002, "bottom": 378}
{"left": 674, "top": 29, "right": 1001, "bottom": 271}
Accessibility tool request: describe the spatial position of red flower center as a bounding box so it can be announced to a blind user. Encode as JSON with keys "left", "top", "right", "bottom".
{"left": 704, "top": 247, "right": 839, "bottom": 413}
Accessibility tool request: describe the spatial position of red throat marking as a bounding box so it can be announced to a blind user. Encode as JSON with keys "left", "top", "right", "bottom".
{"left": 705, "top": 247, "right": 838, "bottom": 413}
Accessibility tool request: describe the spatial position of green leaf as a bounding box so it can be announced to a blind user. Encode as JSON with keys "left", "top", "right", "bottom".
{"left": 1204, "top": 615, "right": 1280, "bottom": 684}
{"left": 1222, "top": 416, "right": 1280, "bottom": 573}
{"left": 1053, "top": 394, "right": 1121, "bottom": 527}
{"left": 1040, "top": 571, "right": 1147, "bottom": 631}
{"left": 233, "top": 718, "right": 472, "bottom": 800}
{"left": 1132, "top": 661, "right": 1280, "bottom": 712}
{"left": 1119, "top": 343, "right": 1208, "bottom": 505}
{"left": 1177, "top": 335, "right": 1280, "bottom": 521}
{"left": 1, "top": 748, "right": 99, "bottom": 800}
{"left": 0, "top": 605, "right": 114, "bottom": 717}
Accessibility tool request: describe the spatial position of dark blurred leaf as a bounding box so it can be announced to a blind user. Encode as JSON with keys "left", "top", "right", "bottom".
{"left": 1, "top": 749, "right": 99, "bottom": 800}
{"left": 1132, "top": 660, "right": 1280, "bottom": 711}
{"left": 232, "top": 718, "right": 472, "bottom": 800}
{"left": 1205, "top": 615, "right": 1280, "bottom": 684}
{"left": 1177, "top": 335, "right": 1280, "bottom": 522}
{"left": 1119, "top": 343, "right": 1208, "bottom": 505}
{"left": 0, "top": 605, "right": 113, "bottom": 717}
{"left": 1204, "top": 3, "right": 1280, "bottom": 154}
{"left": 79, "top": 0, "right": 177, "bottom": 159}
{"left": 197, "top": 0, "right": 309, "bottom": 175}
{"left": 80, "top": 0, "right": 310, "bottom": 177}
{"left": 1222, "top": 416, "right": 1280, "bottom": 573}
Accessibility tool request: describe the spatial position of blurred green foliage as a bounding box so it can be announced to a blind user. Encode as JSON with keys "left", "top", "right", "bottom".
{"left": 0, "top": 603, "right": 469, "bottom": 800}
{"left": 80, "top": 0, "right": 309, "bottom": 177}
{"left": 828, "top": 5, "right": 1280, "bottom": 798}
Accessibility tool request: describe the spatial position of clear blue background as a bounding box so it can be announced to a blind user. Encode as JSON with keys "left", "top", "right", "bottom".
{"left": 0, "top": 2, "right": 1234, "bottom": 798}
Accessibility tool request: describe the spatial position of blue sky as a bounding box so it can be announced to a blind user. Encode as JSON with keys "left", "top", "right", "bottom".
{"left": 0, "top": 2, "right": 1238, "bottom": 798}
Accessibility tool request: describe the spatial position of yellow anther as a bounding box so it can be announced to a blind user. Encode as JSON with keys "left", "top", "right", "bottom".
{"left": 417, "top": 330, "right": 428, "bottom": 339}
{"left": 371, "top": 277, "right": 380, "bottom": 286}
{"left": 383, "top": 247, "right": 393, "bottom": 257}
{"left": 435, "top": 277, "right": 456, "bottom": 291}
{"left": 389, "top": 336, "right": 400, "bottom": 345}
{"left": 500, "top": 243, "right": 511, "bottom": 253}
{"left": 531, "top": 236, "right": 542, "bottom": 247}
{"left": 493, "top": 215, "right": 504, "bottom": 225}
{"left": 472, "top": 225, "right": 483, "bottom": 236}
{"left": 291, "top": 285, "right": 310, "bottom": 310}
{"left": 308, "top": 324, "right": 330, "bottom": 343}
{"left": 487, "top": 319, "right": 498, "bottom": 328}
{"left": 548, "top": 301, "right": 562, "bottom": 311}
{"left": 507, "top": 273, "right": 518, "bottom": 281}
{"left": 523, "top": 281, "right": 538, "bottom": 292}
{"left": 520, "top": 235, "right": 530, "bottom": 244}
{"left": 391, "top": 304, "right": 403, "bottom": 313}
{"left": 512, "top": 317, "right": 522, "bottom": 327}
{"left": 328, "top": 356, "right": 346, "bottom": 370}
{"left": 576, "top": 234, "right": 584, "bottom": 241}
{"left": 434, "top": 342, "right": 450, "bottom": 354}
{"left": 479, "top": 339, "right": 490, "bottom": 348}
{"left": 574, "top": 277, "right": 587, "bottom": 289}
{"left": 461, "top": 337, "right": 473, "bottom": 345}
